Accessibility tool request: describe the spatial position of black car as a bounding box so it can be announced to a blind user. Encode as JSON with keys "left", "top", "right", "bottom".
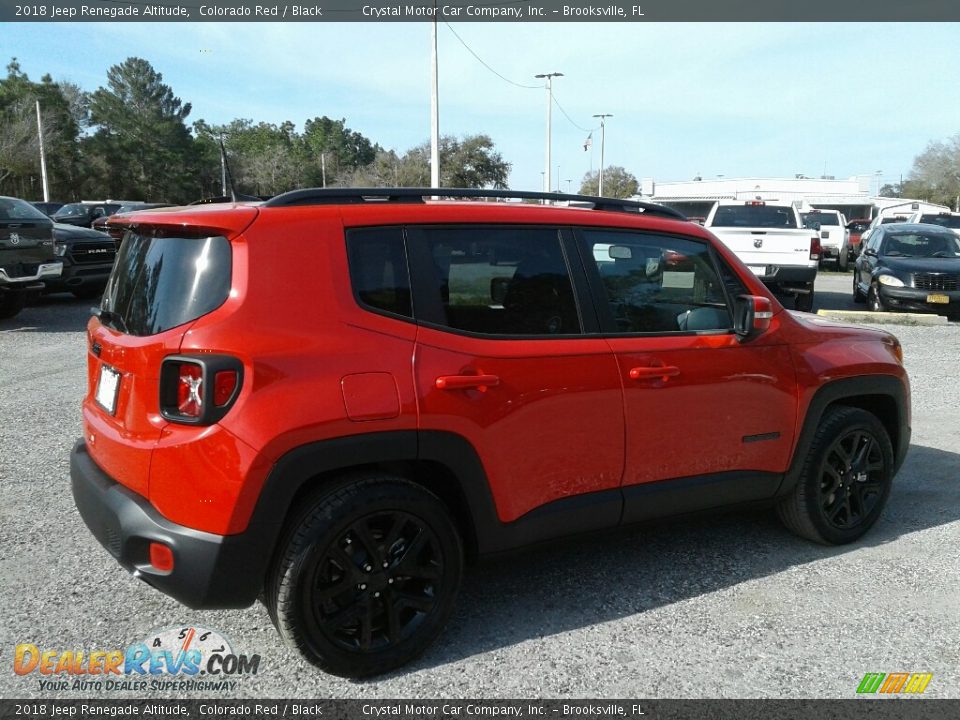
{"left": 52, "top": 201, "right": 124, "bottom": 228}
{"left": 44, "top": 223, "right": 117, "bottom": 299}
{"left": 30, "top": 201, "right": 65, "bottom": 218}
{"left": 853, "top": 223, "right": 960, "bottom": 318}
{"left": 91, "top": 202, "right": 174, "bottom": 233}
{"left": 0, "top": 196, "right": 62, "bottom": 319}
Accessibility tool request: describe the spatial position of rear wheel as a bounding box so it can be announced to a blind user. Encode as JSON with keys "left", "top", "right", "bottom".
{"left": 777, "top": 406, "right": 894, "bottom": 545}
{"left": 838, "top": 252, "right": 849, "bottom": 272}
{"left": 0, "top": 292, "right": 26, "bottom": 319}
{"left": 266, "top": 474, "right": 463, "bottom": 678}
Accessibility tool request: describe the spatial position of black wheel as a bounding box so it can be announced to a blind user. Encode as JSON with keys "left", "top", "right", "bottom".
{"left": 867, "top": 284, "right": 886, "bottom": 312}
{"left": 794, "top": 286, "right": 814, "bottom": 312}
{"left": 852, "top": 273, "right": 866, "bottom": 303}
{"left": 0, "top": 292, "right": 26, "bottom": 319}
{"left": 777, "top": 406, "right": 894, "bottom": 545}
{"left": 838, "top": 252, "right": 849, "bottom": 272}
{"left": 266, "top": 475, "right": 463, "bottom": 677}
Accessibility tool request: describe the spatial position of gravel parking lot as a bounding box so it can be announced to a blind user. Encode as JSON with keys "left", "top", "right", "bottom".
{"left": 1, "top": 274, "right": 958, "bottom": 699}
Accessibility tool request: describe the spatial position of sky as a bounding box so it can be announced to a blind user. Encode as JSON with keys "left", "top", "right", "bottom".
{"left": 4, "top": 21, "right": 959, "bottom": 193}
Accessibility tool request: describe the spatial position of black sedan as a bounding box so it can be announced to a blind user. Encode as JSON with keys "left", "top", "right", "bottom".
{"left": 853, "top": 223, "right": 960, "bottom": 318}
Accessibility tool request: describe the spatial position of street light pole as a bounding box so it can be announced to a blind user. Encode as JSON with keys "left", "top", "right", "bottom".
{"left": 535, "top": 72, "right": 563, "bottom": 193}
{"left": 430, "top": 7, "right": 440, "bottom": 189}
{"left": 593, "top": 114, "right": 612, "bottom": 196}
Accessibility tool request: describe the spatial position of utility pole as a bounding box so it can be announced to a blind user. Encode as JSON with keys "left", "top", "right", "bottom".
{"left": 219, "top": 136, "right": 228, "bottom": 196}
{"left": 35, "top": 100, "right": 50, "bottom": 202}
{"left": 430, "top": 6, "right": 440, "bottom": 189}
{"left": 321, "top": 153, "right": 327, "bottom": 188}
{"left": 535, "top": 72, "right": 563, "bottom": 193}
{"left": 593, "top": 114, "right": 612, "bottom": 197}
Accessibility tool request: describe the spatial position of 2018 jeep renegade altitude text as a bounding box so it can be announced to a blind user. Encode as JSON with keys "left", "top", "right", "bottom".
{"left": 71, "top": 189, "right": 910, "bottom": 677}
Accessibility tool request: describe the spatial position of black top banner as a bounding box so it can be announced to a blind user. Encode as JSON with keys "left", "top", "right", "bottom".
{"left": 2, "top": 0, "right": 959, "bottom": 22}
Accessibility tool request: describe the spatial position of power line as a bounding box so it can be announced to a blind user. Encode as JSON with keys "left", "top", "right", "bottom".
{"left": 552, "top": 94, "right": 598, "bottom": 133}
{"left": 442, "top": 22, "right": 540, "bottom": 89}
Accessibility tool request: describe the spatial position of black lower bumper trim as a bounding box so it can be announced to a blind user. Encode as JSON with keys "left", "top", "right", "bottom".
{"left": 70, "top": 440, "right": 271, "bottom": 609}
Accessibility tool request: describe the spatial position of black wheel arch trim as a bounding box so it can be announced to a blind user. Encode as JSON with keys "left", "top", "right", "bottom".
{"left": 776, "top": 375, "right": 910, "bottom": 498}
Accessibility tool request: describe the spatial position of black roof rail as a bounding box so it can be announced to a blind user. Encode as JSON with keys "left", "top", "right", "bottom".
{"left": 262, "top": 187, "right": 686, "bottom": 220}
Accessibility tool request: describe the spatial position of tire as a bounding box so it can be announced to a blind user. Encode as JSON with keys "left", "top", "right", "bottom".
{"left": 794, "top": 285, "right": 814, "bottom": 312}
{"left": 265, "top": 474, "right": 463, "bottom": 678}
{"left": 776, "top": 406, "right": 894, "bottom": 545}
{"left": 838, "top": 252, "right": 849, "bottom": 273}
{"left": 0, "top": 292, "right": 26, "bottom": 319}
{"left": 867, "top": 284, "right": 886, "bottom": 312}
{"left": 852, "top": 274, "right": 866, "bottom": 303}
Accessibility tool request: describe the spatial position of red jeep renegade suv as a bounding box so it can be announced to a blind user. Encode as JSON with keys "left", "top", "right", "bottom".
{"left": 72, "top": 188, "right": 910, "bottom": 677}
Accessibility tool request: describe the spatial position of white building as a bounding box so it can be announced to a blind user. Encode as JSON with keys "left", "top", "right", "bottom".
{"left": 639, "top": 176, "right": 917, "bottom": 221}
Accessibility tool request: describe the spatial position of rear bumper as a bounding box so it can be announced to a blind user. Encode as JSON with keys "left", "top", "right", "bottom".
{"left": 753, "top": 265, "right": 817, "bottom": 294}
{"left": 70, "top": 439, "right": 265, "bottom": 609}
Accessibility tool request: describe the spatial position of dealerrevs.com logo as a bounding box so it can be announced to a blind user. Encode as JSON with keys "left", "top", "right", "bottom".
{"left": 14, "top": 626, "right": 261, "bottom": 693}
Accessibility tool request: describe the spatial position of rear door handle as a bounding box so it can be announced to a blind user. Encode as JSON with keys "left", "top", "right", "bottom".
{"left": 629, "top": 366, "right": 680, "bottom": 381}
{"left": 435, "top": 374, "right": 500, "bottom": 391}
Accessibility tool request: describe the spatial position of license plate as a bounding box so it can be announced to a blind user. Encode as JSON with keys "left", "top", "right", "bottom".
{"left": 927, "top": 294, "right": 950, "bottom": 304}
{"left": 748, "top": 265, "right": 767, "bottom": 276}
{"left": 95, "top": 365, "right": 121, "bottom": 414}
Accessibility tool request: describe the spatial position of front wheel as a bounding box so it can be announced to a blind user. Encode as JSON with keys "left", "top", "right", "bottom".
{"left": 867, "top": 284, "right": 886, "bottom": 312}
{"left": 266, "top": 474, "right": 463, "bottom": 678}
{"left": 776, "top": 406, "right": 894, "bottom": 545}
{"left": 852, "top": 274, "right": 866, "bottom": 303}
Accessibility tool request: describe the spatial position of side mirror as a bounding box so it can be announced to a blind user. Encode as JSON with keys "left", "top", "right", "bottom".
{"left": 734, "top": 295, "right": 773, "bottom": 340}
{"left": 863, "top": 248, "right": 877, "bottom": 257}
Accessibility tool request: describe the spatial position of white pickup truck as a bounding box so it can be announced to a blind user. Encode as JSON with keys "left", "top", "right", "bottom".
{"left": 704, "top": 199, "right": 820, "bottom": 311}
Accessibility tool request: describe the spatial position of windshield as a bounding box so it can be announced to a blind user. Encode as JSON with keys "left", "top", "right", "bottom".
{"left": 918, "top": 214, "right": 960, "bottom": 230}
{"left": 0, "top": 197, "right": 52, "bottom": 222}
{"left": 712, "top": 205, "right": 798, "bottom": 228}
{"left": 100, "top": 232, "right": 231, "bottom": 336}
{"left": 881, "top": 232, "right": 960, "bottom": 258}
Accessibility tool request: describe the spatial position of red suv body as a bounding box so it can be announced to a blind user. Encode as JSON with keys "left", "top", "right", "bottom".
{"left": 72, "top": 189, "right": 910, "bottom": 677}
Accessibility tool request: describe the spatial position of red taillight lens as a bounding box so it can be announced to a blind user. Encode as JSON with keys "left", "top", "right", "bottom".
{"left": 176, "top": 364, "right": 203, "bottom": 418}
{"left": 213, "top": 370, "right": 238, "bottom": 407}
{"left": 810, "top": 237, "right": 821, "bottom": 261}
{"left": 149, "top": 542, "right": 174, "bottom": 573}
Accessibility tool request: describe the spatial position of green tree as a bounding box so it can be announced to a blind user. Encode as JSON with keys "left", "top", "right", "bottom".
{"left": 0, "top": 58, "right": 82, "bottom": 199}
{"left": 579, "top": 166, "right": 638, "bottom": 198}
{"left": 86, "top": 57, "right": 196, "bottom": 201}
{"left": 302, "top": 116, "right": 378, "bottom": 185}
{"left": 908, "top": 134, "right": 960, "bottom": 209}
{"left": 397, "top": 134, "right": 509, "bottom": 189}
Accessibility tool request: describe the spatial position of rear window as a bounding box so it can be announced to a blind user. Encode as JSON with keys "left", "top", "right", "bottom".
{"left": 100, "top": 232, "right": 231, "bottom": 336}
{"left": 0, "top": 197, "right": 51, "bottom": 222}
{"left": 801, "top": 212, "right": 839, "bottom": 226}
{"left": 712, "top": 205, "right": 798, "bottom": 228}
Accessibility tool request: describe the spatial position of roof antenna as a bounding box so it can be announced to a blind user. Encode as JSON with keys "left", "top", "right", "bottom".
{"left": 219, "top": 137, "right": 237, "bottom": 202}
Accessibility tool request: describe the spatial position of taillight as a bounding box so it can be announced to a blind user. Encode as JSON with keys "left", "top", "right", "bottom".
{"left": 176, "top": 364, "right": 203, "bottom": 418}
{"left": 160, "top": 355, "right": 243, "bottom": 425}
{"left": 810, "top": 237, "right": 821, "bottom": 261}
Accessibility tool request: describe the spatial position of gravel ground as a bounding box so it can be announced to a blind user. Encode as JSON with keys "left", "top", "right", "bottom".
{"left": 1, "top": 279, "right": 958, "bottom": 700}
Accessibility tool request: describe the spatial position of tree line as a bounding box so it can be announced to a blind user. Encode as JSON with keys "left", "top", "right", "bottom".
{"left": 0, "top": 56, "right": 517, "bottom": 204}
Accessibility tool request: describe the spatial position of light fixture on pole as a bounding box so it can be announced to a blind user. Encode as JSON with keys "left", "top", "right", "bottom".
{"left": 592, "top": 114, "right": 612, "bottom": 196}
{"left": 535, "top": 72, "right": 563, "bottom": 193}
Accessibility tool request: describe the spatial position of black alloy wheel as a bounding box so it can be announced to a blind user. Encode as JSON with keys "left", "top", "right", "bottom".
{"left": 267, "top": 475, "right": 463, "bottom": 677}
{"left": 817, "top": 429, "right": 886, "bottom": 531}
{"left": 776, "top": 406, "right": 894, "bottom": 545}
{"left": 303, "top": 509, "right": 445, "bottom": 654}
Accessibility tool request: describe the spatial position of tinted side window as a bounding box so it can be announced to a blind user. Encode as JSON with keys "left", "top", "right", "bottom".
{"left": 346, "top": 227, "right": 412, "bottom": 319}
{"left": 418, "top": 226, "right": 581, "bottom": 336}
{"left": 584, "top": 231, "right": 732, "bottom": 333}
